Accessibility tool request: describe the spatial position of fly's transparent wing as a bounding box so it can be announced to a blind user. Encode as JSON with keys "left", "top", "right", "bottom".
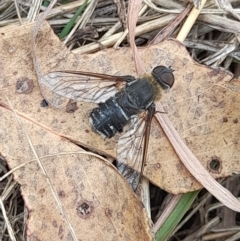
{"left": 40, "top": 71, "right": 129, "bottom": 108}
{"left": 117, "top": 105, "right": 155, "bottom": 190}
{"left": 117, "top": 115, "right": 145, "bottom": 190}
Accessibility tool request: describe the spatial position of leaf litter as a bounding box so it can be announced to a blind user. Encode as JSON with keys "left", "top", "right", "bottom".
{"left": 1, "top": 0, "right": 239, "bottom": 240}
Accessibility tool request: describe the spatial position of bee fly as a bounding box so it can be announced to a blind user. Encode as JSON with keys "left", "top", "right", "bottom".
{"left": 40, "top": 66, "right": 175, "bottom": 190}
{"left": 90, "top": 66, "right": 174, "bottom": 138}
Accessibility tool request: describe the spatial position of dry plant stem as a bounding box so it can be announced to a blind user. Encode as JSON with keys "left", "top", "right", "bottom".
{"left": 177, "top": 0, "right": 207, "bottom": 42}
{"left": 0, "top": 161, "right": 33, "bottom": 182}
{"left": 1, "top": 181, "right": 18, "bottom": 201}
{"left": 143, "top": 0, "right": 184, "bottom": 13}
{"left": 26, "top": 0, "right": 41, "bottom": 22}
{"left": 0, "top": 0, "right": 12, "bottom": 12}
{"left": 204, "top": 197, "right": 240, "bottom": 222}
{"left": 101, "top": 21, "right": 122, "bottom": 40}
{"left": 203, "top": 231, "right": 240, "bottom": 240}
{"left": 64, "top": 0, "right": 97, "bottom": 44}
{"left": 73, "top": 14, "right": 176, "bottom": 54}
{"left": 203, "top": 39, "right": 238, "bottom": 66}
{"left": 14, "top": 0, "right": 22, "bottom": 24}
{"left": 225, "top": 231, "right": 240, "bottom": 241}
{"left": 198, "top": 14, "right": 240, "bottom": 34}
{"left": 152, "top": 0, "right": 184, "bottom": 10}
{"left": 114, "top": 4, "right": 148, "bottom": 49}
{"left": 150, "top": 4, "right": 192, "bottom": 45}
{"left": 215, "top": 0, "right": 240, "bottom": 21}
{"left": 153, "top": 195, "right": 182, "bottom": 233}
{"left": 139, "top": 178, "right": 151, "bottom": 217}
{"left": 182, "top": 216, "right": 220, "bottom": 241}
{"left": 0, "top": 198, "right": 16, "bottom": 241}
{"left": 127, "top": 0, "right": 145, "bottom": 75}
{"left": 43, "top": 0, "right": 86, "bottom": 19}
{"left": 183, "top": 40, "right": 240, "bottom": 61}
{"left": 0, "top": 19, "right": 20, "bottom": 27}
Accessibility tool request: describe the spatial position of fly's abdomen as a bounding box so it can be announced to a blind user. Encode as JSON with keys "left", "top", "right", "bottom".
{"left": 89, "top": 97, "right": 130, "bottom": 138}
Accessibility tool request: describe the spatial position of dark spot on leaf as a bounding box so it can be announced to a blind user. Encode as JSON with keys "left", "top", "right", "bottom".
{"left": 208, "top": 69, "right": 220, "bottom": 77}
{"left": 222, "top": 117, "right": 228, "bottom": 123}
{"left": 210, "top": 96, "right": 217, "bottom": 102}
{"left": 233, "top": 118, "right": 238, "bottom": 124}
{"left": 58, "top": 225, "right": 64, "bottom": 238}
{"left": 207, "top": 156, "right": 222, "bottom": 174}
{"left": 77, "top": 201, "right": 93, "bottom": 219}
{"left": 39, "top": 188, "right": 45, "bottom": 194}
{"left": 66, "top": 100, "right": 78, "bottom": 113}
{"left": 105, "top": 208, "right": 112, "bottom": 218}
{"left": 58, "top": 190, "right": 65, "bottom": 198}
{"left": 16, "top": 77, "right": 34, "bottom": 94}
{"left": 52, "top": 220, "right": 58, "bottom": 228}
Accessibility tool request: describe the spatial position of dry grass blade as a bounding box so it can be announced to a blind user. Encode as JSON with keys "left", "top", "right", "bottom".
{"left": 114, "top": 4, "right": 148, "bottom": 49}
{"left": 13, "top": 0, "right": 22, "bottom": 24}
{"left": 73, "top": 13, "right": 176, "bottom": 54}
{"left": 150, "top": 4, "right": 192, "bottom": 44}
{"left": 127, "top": 0, "right": 145, "bottom": 75}
{"left": 177, "top": 0, "right": 207, "bottom": 42}
{"left": 64, "top": 0, "right": 97, "bottom": 44}
{"left": 215, "top": 0, "right": 240, "bottom": 21}
{"left": 113, "top": 0, "right": 127, "bottom": 29}
{"left": 182, "top": 216, "right": 221, "bottom": 241}
{"left": 143, "top": 0, "right": 183, "bottom": 13}
{"left": 202, "top": 37, "right": 239, "bottom": 66}
{"left": 198, "top": 14, "right": 240, "bottom": 34}
{"left": 0, "top": 198, "right": 16, "bottom": 241}
{"left": 26, "top": 0, "right": 41, "bottom": 22}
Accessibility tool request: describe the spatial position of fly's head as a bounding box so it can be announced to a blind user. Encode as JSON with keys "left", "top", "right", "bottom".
{"left": 152, "top": 66, "right": 175, "bottom": 90}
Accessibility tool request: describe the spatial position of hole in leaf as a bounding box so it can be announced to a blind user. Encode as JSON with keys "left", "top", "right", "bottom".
{"left": 207, "top": 156, "right": 222, "bottom": 174}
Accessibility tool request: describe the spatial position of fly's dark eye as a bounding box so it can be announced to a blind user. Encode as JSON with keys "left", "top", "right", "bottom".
{"left": 152, "top": 66, "right": 175, "bottom": 90}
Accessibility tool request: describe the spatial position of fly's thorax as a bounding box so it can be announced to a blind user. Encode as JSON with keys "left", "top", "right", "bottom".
{"left": 115, "top": 77, "right": 158, "bottom": 114}
{"left": 139, "top": 74, "right": 162, "bottom": 101}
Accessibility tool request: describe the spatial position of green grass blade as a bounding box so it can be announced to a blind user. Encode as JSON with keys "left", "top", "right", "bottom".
{"left": 155, "top": 191, "right": 199, "bottom": 241}
{"left": 59, "top": 0, "right": 88, "bottom": 39}
{"left": 42, "top": 0, "right": 50, "bottom": 7}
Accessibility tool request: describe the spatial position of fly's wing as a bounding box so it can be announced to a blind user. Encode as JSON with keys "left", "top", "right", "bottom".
{"left": 117, "top": 105, "right": 155, "bottom": 191}
{"left": 40, "top": 70, "right": 132, "bottom": 108}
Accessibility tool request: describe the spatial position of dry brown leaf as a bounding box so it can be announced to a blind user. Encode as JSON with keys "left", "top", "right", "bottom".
{"left": 0, "top": 105, "right": 152, "bottom": 240}
{"left": 0, "top": 21, "right": 240, "bottom": 196}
